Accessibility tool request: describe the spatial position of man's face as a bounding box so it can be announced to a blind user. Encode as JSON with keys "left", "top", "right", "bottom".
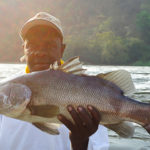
{"left": 23, "top": 25, "right": 65, "bottom": 72}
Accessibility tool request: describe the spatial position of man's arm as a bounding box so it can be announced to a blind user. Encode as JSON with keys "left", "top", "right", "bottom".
{"left": 58, "top": 105, "right": 101, "bottom": 150}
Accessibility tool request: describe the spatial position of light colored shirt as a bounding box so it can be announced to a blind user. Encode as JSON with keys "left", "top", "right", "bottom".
{"left": 0, "top": 115, "right": 109, "bottom": 150}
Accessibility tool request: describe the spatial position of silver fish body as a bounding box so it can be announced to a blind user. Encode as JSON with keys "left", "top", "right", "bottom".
{"left": 0, "top": 69, "right": 150, "bottom": 137}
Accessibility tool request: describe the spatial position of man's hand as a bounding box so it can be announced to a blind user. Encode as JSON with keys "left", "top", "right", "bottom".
{"left": 57, "top": 105, "right": 101, "bottom": 150}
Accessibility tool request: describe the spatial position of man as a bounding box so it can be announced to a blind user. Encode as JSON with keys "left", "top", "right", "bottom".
{"left": 0, "top": 12, "right": 109, "bottom": 150}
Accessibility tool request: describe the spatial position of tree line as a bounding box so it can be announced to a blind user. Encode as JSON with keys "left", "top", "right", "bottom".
{"left": 0, "top": 0, "right": 149, "bottom": 65}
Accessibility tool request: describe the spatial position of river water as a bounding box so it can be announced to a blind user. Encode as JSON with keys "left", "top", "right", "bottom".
{"left": 0, "top": 64, "right": 150, "bottom": 150}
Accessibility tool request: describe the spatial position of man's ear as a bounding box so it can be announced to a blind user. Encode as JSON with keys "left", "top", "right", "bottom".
{"left": 22, "top": 41, "right": 26, "bottom": 49}
{"left": 20, "top": 41, "right": 26, "bottom": 62}
{"left": 22, "top": 40, "right": 28, "bottom": 49}
{"left": 20, "top": 55, "right": 26, "bottom": 62}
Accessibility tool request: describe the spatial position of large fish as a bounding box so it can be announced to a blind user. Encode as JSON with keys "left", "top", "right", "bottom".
{"left": 0, "top": 57, "right": 150, "bottom": 137}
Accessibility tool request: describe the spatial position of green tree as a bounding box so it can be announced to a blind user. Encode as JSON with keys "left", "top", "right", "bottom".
{"left": 90, "top": 32, "right": 129, "bottom": 65}
{"left": 136, "top": 10, "right": 150, "bottom": 43}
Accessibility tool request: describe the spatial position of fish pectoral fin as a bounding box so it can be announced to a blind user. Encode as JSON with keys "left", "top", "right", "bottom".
{"left": 58, "top": 56, "right": 86, "bottom": 75}
{"left": 97, "top": 70, "right": 136, "bottom": 95}
{"left": 105, "top": 121, "right": 135, "bottom": 138}
{"left": 29, "top": 105, "right": 59, "bottom": 117}
{"left": 33, "top": 122, "right": 60, "bottom": 135}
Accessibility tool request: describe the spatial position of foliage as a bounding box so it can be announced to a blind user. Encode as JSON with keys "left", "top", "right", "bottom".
{"left": 136, "top": 10, "right": 150, "bottom": 43}
{"left": 0, "top": 0, "right": 150, "bottom": 66}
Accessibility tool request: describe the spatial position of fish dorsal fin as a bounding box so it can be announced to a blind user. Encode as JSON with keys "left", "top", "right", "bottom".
{"left": 97, "top": 70, "right": 136, "bottom": 95}
{"left": 57, "top": 56, "right": 86, "bottom": 75}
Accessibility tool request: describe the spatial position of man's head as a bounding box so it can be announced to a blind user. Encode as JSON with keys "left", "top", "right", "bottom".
{"left": 20, "top": 12, "right": 66, "bottom": 72}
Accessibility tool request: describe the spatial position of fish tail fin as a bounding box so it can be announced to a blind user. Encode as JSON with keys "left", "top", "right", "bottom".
{"left": 105, "top": 121, "right": 135, "bottom": 138}
{"left": 143, "top": 124, "right": 150, "bottom": 134}
{"left": 126, "top": 97, "right": 150, "bottom": 135}
{"left": 142, "top": 105, "right": 150, "bottom": 134}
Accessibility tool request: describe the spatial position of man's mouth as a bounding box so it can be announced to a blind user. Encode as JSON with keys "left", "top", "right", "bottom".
{"left": 34, "top": 63, "right": 50, "bottom": 67}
